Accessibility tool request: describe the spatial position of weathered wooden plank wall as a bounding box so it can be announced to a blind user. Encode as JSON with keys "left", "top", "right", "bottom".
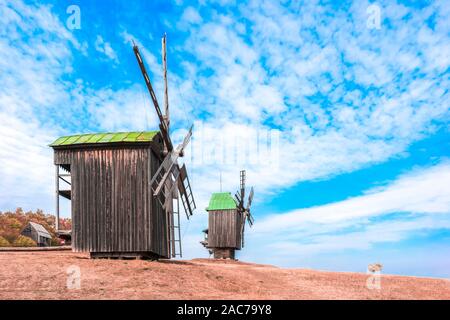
{"left": 54, "top": 144, "right": 168, "bottom": 257}
{"left": 208, "top": 209, "right": 241, "bottom": 249}
{"left": 235, "top": 210, "right": 243, "bottom": 250}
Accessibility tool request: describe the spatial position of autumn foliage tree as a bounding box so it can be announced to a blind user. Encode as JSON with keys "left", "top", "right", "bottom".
{"left": 0, "top": 208, "right": 72, "bottom": 246}
{"left": 13, "top": 235, "right": 37, "bottom": 247}
{"left": 0, "top": 236, "right": 10, "bottom": 247}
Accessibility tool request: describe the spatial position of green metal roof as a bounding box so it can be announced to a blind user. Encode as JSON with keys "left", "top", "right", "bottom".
{"left": 50, "top": 131, "right": 159, "bottom": 147}
{"left": 206, "top": 192, "right": 237, "bottom": 211}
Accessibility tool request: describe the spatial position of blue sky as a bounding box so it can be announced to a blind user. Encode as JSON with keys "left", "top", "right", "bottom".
{"left": 0, "top": 0, "right": 449, "bottom": 278}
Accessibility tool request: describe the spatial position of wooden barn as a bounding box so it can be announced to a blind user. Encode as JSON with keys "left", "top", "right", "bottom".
{"left": 21, "top": 222, "right": 52, "bottom": 247}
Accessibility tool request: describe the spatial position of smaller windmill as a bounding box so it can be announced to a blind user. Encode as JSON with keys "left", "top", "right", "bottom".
{"left": 201, "top": 170, "right": 254, "bottom": 259}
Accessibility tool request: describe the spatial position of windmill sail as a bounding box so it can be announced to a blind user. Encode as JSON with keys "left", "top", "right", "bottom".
{"left": 239, "top": 170, "right": 245, "bottom": 209}
{"left": 235, "top": 170, "right": 255, "bottom": 247}
{"left": 133, "top": 44, "right": 173, "bottom": 151}
{"left": 133, "top": 38, "right": 196, "bottom": 257}
{"left": 178, "top": 164, "right": 196, "bottom": 218}
{"left": 246, "top": 186, "right": 254, "bottom": 226}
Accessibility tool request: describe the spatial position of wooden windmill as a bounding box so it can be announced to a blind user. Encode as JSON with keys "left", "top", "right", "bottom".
{"left": 201, "top": 170, "right": 254, "bottom": 259}
{"left": 51, "top": 35, "right": 196, "bottom": 259}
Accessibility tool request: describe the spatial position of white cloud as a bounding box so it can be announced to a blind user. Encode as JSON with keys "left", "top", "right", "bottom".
{"left": 0, "top": 114, "right": 56, "bottom": 211}
{"left": 0, "top": 1, "right": 158, "bottom": 213}
{"left": 0, "top": 1, "right": 79, "bottom": 212}
{"left": 180, "top": 7, "right": 202, "bottom": 26}
{"left": 167, "top": 0, "right": 450, "bottom": 204}
{"left": 85, "top": 85, "right": 158, "bottom": 132}
{"left": 246, "top": 161, "right": 450, "bottom": 257}
{"left": 94, "top": 35, "right": 119, "bottom": 63}
{"left": 98, "top": 1, "right": 450, "bottom": 268}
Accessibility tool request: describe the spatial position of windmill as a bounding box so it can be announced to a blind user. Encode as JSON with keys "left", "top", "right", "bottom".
{"left": 50, "top": 34, "right": 196, "bottom": 259}
{"left": 201, "top": 170, "right": 254, "bottom": 259}
{"left": 132, "top": 35, "right": 197, "bottom": 257}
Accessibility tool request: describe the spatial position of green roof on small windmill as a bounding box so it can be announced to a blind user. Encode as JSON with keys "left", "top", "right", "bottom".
{"left": 206, "top": 192, "right": 237, "bottom": 211}
{"left": 49, "top": 131, "right": 159, "bottom": 147}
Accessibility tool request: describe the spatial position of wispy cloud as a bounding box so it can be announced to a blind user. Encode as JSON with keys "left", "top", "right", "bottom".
{"left": 178, "top": 6, "right": 203, "bottom": 27}
{"left": 94, "top": 35, "right": 119, "bottom": 63}
{"left": 0, "top": 1, "right": 78, "bottom": 210}
{"left": 1, "top": 0, "right": 448, "bottom": 209}
{"left": 246, "top": 161, "right": 450, "bottom": 256}
{"left": 0, "top": 1, "right": 157, "bottom": 211}
{"left": 152, "top": 0, "right": 450, "bottom": 219}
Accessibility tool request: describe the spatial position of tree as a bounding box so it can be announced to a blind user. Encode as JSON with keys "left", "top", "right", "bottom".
{"left": 0, "top": 236, "right": 10, "bottom": 247}
{"left": 13, "top": 235, "right": 37, "bottom": 247}
{"left": 0, "top": 208, "right": 72, "bottom": 246}
{"left": 59, "top": 218, "right": 72, "bottom": 230}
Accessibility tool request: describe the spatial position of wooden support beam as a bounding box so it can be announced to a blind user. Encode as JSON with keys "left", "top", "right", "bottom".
{"left": 55, "top": 165, "right": 60, "bottom": 232}
{"left": 162, "top": 33, "right": 170, "bottom": 131}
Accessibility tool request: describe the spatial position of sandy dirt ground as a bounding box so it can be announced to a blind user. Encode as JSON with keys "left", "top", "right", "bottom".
{"left": 0, "top": 251, "right": 449, "bottom": 300}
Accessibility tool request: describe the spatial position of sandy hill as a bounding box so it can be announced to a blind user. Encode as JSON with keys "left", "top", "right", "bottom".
{"left": 0, "top": 251, "right": 449, "bottom": 299}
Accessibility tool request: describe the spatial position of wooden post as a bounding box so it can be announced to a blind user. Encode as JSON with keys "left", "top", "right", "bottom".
{"left": 162, "top": 33, "right": 169, "bottom": 131}
{"left": 162, "top": 33, "right": 174, "bottom": 257}
{"left": 177, "top": 193, "right": 181, "bottom": 257}
{"left": 169, "top": 193, "right": 175, "bottom": 258}
{"left": 55, "top": 165, "right": 60, "bottom": 232}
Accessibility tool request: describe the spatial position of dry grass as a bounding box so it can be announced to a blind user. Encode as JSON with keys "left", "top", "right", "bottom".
{"left": 0, "top": 251, "right": 449, "bottom": 300}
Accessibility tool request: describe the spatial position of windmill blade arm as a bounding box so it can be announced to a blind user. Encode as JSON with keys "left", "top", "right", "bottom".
{"left": 234, "top": 193, "right": 242, "bottom": 208}
{"left": 133, "top": 45, "right": 164, "bottom": 123}
{"left": 153, "top": 164, "right": 174, "bottom": 197}
{"left": 159, "top": 124, "right": 173, "bottom": 152}
{"left": 176, "top": 125, "right": 193, "bottom": 156}
{"left": 246, "top": 186, "right": 254, "bottom": 211}
{"left": 162, "top": 34, "right": 169, "bottom": 129}
{"left": 240, "top": 170, "right": 246, "bottom": 206}
{"left": 133, "top": 44, "right": 173, "bottom": 151}
{"left": 150, "top": 151, "right": 179, "bottom": 196}
{"left": 247, "top": 211, "right": 254, "bottom": 226}
{"left": 162, "top": 165, "right": 181, "bottom": 209}
{"left": 177, "top": 164, "right": 196, "bottom": 219}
